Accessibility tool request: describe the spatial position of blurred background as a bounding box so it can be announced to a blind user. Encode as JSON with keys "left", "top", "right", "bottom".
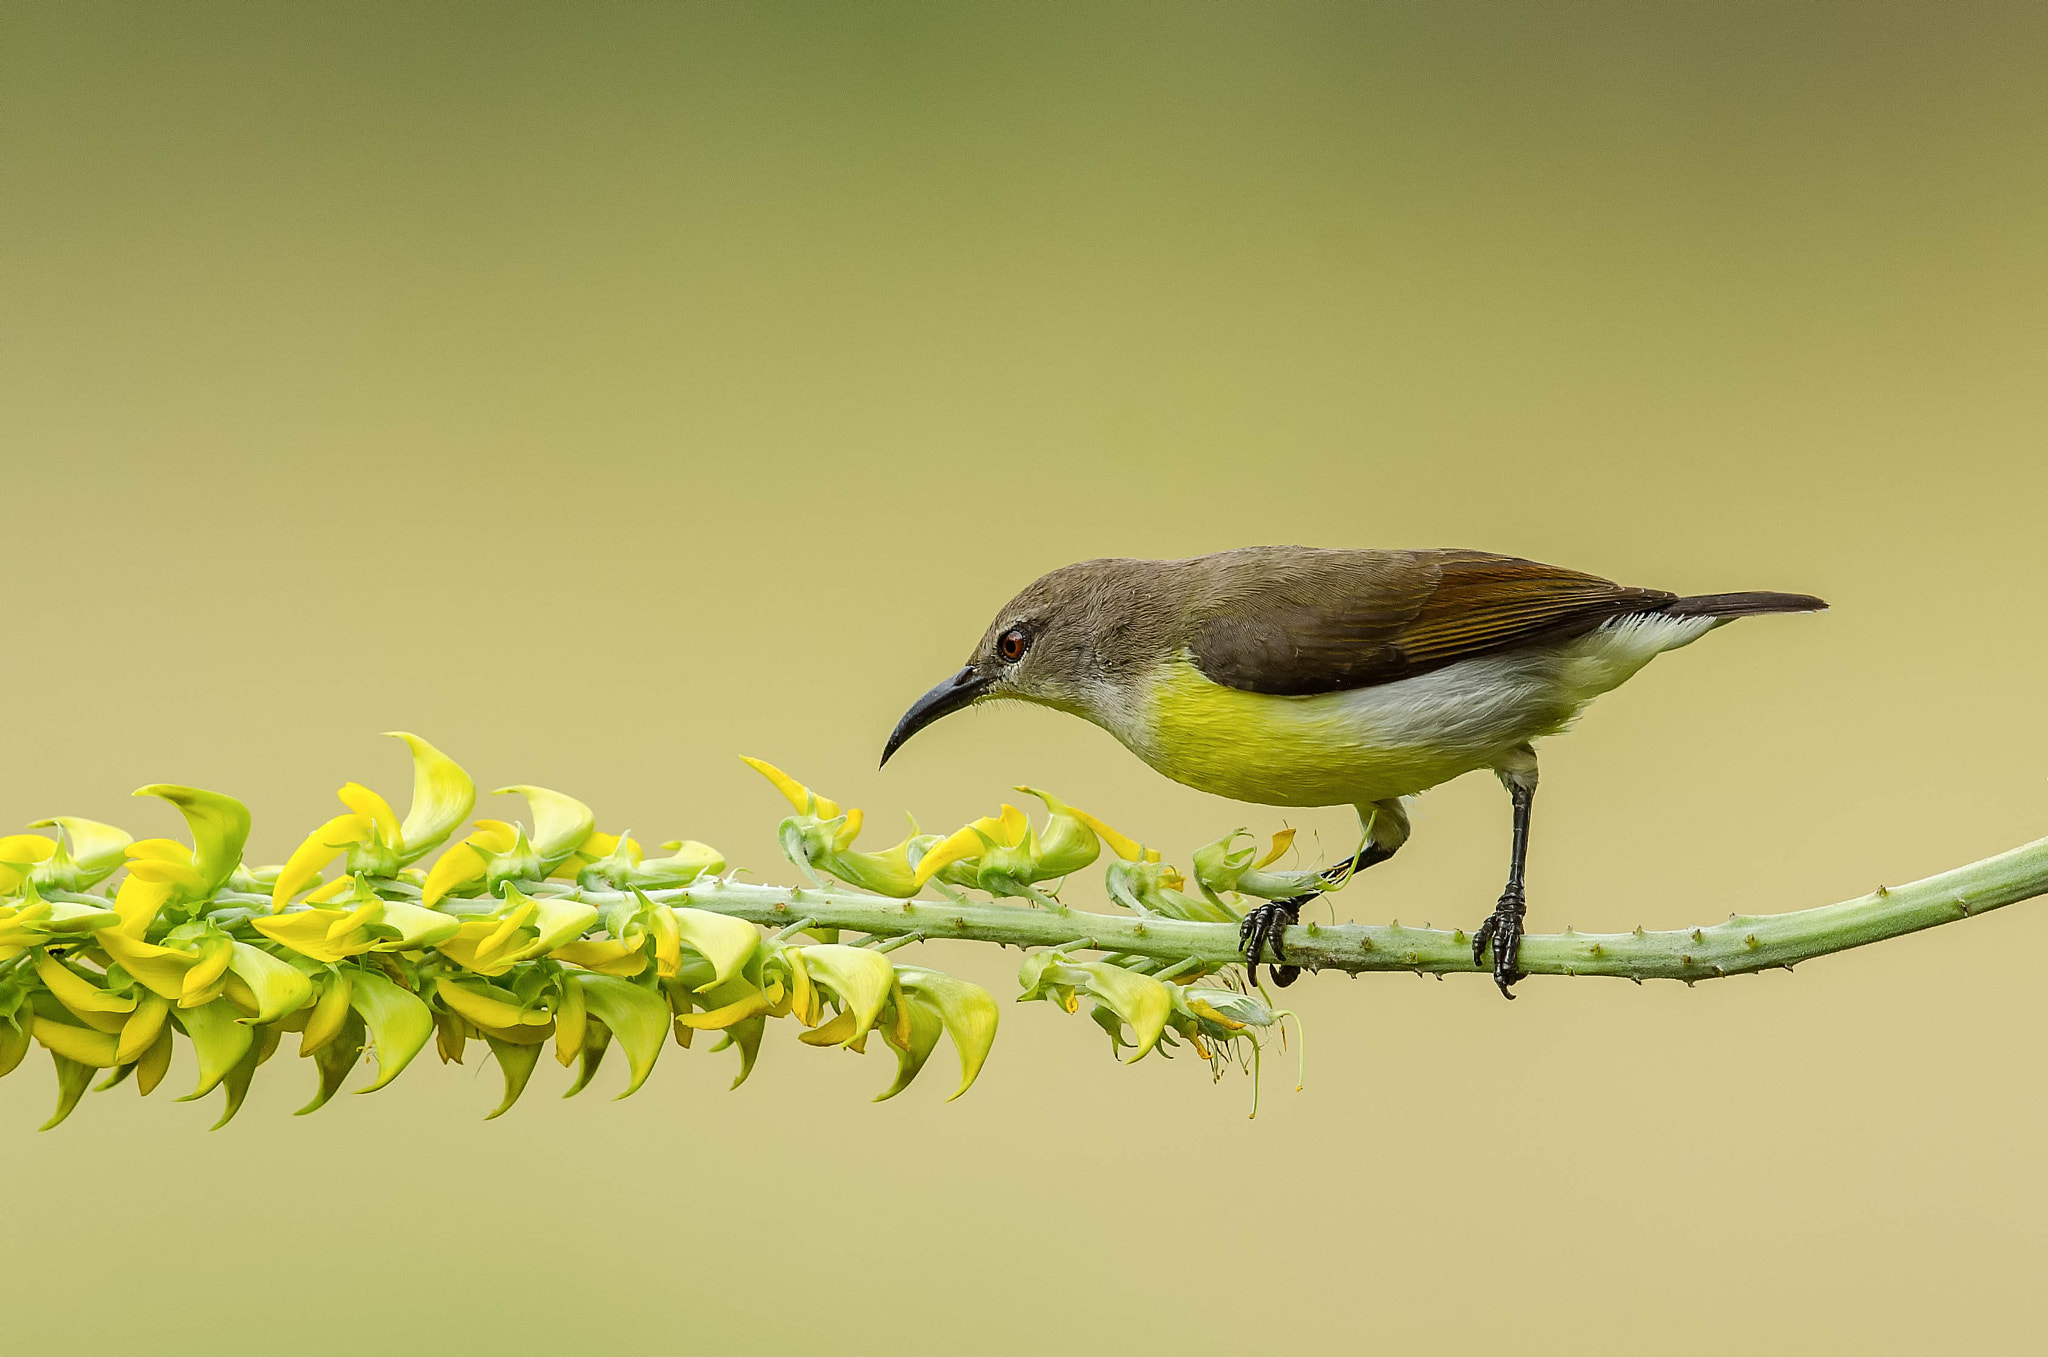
{"left": 4, "top": 3, "right": 2045, "bottom": 1352}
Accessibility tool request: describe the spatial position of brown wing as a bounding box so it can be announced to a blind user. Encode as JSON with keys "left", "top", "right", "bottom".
{"left": 1188, "top": 548, "right": 1675, "bottom": 695}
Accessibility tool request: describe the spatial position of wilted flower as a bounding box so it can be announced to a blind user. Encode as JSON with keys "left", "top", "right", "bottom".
{"left": 1017, "top": 950, "right": 1175, "bottom": 1062}
{"left": 1190, "top": 827, "right": 1327, "bottom": 906}
{"left": 1104, "top": 856, "right": 1236, "bottom": 923}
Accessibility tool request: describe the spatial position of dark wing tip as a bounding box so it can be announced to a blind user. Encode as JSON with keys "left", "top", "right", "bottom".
{"left": 1663, "top": 591, "right": 1828, "bottom": 618}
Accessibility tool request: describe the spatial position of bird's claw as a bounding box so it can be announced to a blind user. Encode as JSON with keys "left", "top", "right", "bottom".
{"left": 1471, "top": 886, "right": 1527, "bottom": 999}
{"left": 1240, "top": 896, "right": 1306, "bottom": 989}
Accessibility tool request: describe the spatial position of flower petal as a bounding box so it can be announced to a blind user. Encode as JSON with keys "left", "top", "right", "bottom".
{"left": 336, "top": 783, "right": 402, "bottom": 847}
{"left": 36, "top": 953, "right": 137, "bottom": 1017}
{"left": 909, "top": 822, "right": 993, "bottom": 889}
{"left": 549, "top": 939, "right": 648, "bottom": 977}
{"left": 226, "top": 943, "right": 316, "bottom": 1024}
{"left": 740, "top": 757, "right": 839, "bottom": 818}
{"left": 382, "top": 733, "right": 477, "bottom": 862}
{"left": 96, "top": 930, "right": 197, "bottom": 1000}
{"left": 1255, "top": 828, "right": 1297, "bottom": 869}
{"left": 115, "top": 992, "right": 172, "bottom": 1065}
{"left": 874, "top": 993, "right": 945, "bottom": 1101}
{"left": 791, "top": 944, "right": 894, "bottom": 1046}
{"left": 492, "top": 786, "right": 596, "bottom": 864}
{"left": 27, "top": 817, "right": 133, "bottom": 891}
{"left": 133, "top": 785, "right": 250, "bottom": 896}
{"left": 299, "top": 971, "right": 354, "bottom": 1056}
{"left": 32, "top": 1014, "right": 122, "bottom": 1068}
{"left": 669, "top": 908, "right": 760, "bottom": 992}
{"left": 270, "top": 814, "right": 376, "bottom": 910}
{"left": 895, "top": 968, "right": 999, "bottom": 1098}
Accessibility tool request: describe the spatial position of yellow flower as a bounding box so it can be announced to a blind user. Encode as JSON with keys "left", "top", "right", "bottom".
{"left": 878, "top": 968, "right": 999, "bottom": 1102}
{"left": 742, "top": 757, "right": 931, "bottom": 897}
{"left": 546, "top": 974, "right": 670, "bottom": 1101}
{"left": 420, "top": 820, "right": 530, "bottom": 907}
{"left": 252, "top": 877, "right": 462, "bottom": 962}
{"left": 112, "top": 786, "right": 252, "bottom": 936}
{"left": 435, "top": 976, "right": 556, "bottom": 1043}
{"left": 417, "top": 785, "right": 593, "bottom": 907}
{"left": 35, "top": 952, "right": 136, "bottom": 1031}
{"left": 0, "top": 834, "right": 57, "bottom": 895}
{"left": 551, "top": 829, "right": 640, "bottom": 882}
{"left": 269, "top": 733, "right": 476, "bottom": 909}
{"left": 1014, "top": 787, "right": 1146, "bottom": 873}
{"left": 0, "top": 888, "right": 119, "bottom": 964}
{"left": 1190, "top": 826, "right": 1320, "bottom": 910}
{"left": 17, "top": 817, "right": 134, "bottom": 893}
{"left": 554, "top": 830, "right": 726, "bottom": 892}
{"left": 495, "top": 784, "right": 595, "bottom": 866}
{"left": 433, "top": 883, "right": 597, "bottom": 976}
{"left": 334, "top": 966, "right": 433, "bottom": 1094}
{"left": 788, "top": 944, "right": 900, "bottom": 1051}
{"left": 93, "top": 920, "right": 312, "bottom": 1020}
{"left": 910, "top": 790, "right": 1147, "bottom": 897}
{"left": 1018, "top": 951, "right": 1174, "bottom": 1063}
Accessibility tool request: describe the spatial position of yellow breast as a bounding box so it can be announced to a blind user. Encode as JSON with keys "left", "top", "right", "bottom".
{"left": 1133, "top": 659, "right": 1493, "bottom": 808}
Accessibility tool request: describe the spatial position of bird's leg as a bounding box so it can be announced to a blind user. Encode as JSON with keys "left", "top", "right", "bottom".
{"left": 1472, "top": 764, "right": 1536, "bottom": 998}
{"left": 1242, "top": 799, "right": 1410, "bottom": 988}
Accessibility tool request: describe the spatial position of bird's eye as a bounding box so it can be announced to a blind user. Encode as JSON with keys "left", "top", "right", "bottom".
{"left": 997, "top": 627, "right": 1030, "bottom": 663}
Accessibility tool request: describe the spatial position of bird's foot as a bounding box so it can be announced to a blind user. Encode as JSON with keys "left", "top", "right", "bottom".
{"left": 1240, "top": 894, "right": 1309, "bottom": 989}
{"left": 1470, "top": 885, "right": 1527, "bottom": 999}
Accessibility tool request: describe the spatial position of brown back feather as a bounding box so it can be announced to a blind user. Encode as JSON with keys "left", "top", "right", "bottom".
{"left": 1188, "top": 547, "right": 1675, "bottom": 695}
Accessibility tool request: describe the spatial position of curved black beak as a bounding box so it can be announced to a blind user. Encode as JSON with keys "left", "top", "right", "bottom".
{"left": 881, "top": 666, "right": 991, "bottom": 766}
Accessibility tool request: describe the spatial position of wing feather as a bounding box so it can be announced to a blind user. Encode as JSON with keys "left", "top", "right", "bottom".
{"left": 1189, "top": 549, "right": 1673, "bottom": 695}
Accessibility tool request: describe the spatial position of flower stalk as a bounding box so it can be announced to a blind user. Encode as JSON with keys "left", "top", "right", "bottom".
{"left": 2, "top": 739, "right": 2042, "bottom": 1131}
{"left": 564, "top": 828, "right": 2048, "bottom": 982}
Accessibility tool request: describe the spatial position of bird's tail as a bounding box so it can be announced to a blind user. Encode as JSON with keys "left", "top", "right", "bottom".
{"left": 1662, "top": 591, "right": 1828, "bottom": 618}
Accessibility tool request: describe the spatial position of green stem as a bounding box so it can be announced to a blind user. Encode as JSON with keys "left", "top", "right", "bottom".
{"left": 548, "top": 833, "right": 2048, "bottom": 983}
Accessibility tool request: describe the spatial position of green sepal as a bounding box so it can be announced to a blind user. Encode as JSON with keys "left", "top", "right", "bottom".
{"left": 573, "top": 975, "right": 667, "bottom": 1097}
{"left": 348, "top": 968, "right": 432, "bottom": 1093}
{"left": 40, "top": 1053, "right": 94, "bottom": 1130}
{"left": 296, "top": 1012, "right": 366, "bottom": 1115}
{"left": 483, "top": 1035, "right": 544, "bottom": 1119}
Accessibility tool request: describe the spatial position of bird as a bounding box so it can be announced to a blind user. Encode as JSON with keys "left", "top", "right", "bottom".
{"left": 880, "top": 546, "right": 1824, "bottom": 996}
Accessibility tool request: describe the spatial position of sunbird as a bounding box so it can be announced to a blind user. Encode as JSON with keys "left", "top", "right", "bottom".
{"left": 882, "top": 546, "right": 1824, "bottom": 996}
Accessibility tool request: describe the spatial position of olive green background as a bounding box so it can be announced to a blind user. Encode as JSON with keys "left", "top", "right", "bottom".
{"left": 5, "top": 4, "right": 2046, "bottom": 1352}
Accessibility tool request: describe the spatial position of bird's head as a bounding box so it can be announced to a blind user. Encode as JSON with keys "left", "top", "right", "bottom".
{"left": 880, "top": 557, "right": 1171, "bottom": 766}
